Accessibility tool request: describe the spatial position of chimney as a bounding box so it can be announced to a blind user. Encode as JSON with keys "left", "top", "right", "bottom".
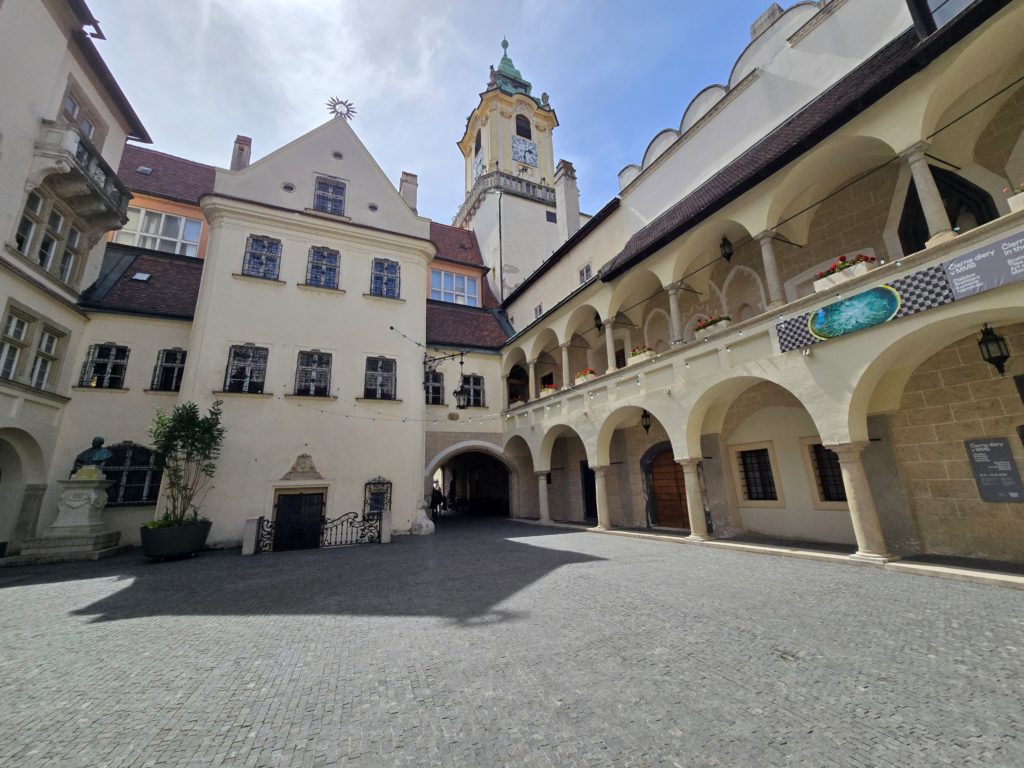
{"left": 905, "top": 0, "right": 937, "bottom": 40}
{"left": 749, "top": 3, "right": 783, "bottom": 39}
{"left": 399, "top": 171, "right": 418, "bottom": 213}
{"left": 554, "top": 159, "right": 580, "bottom": 243}
{"left": 230, "top": 135, "right": 252, "bottom": 171}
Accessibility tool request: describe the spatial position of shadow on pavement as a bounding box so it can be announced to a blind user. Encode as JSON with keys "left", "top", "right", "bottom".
{"left": 1, "top": 519, "right": 603, "bottom": 625}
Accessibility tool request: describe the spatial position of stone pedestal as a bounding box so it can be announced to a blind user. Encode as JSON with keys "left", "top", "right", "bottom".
{"left": 13, "top": 466, "right": 127, "bottom": 564}
{"left": 409, "top": 501, "right": 435, "bottom": 535}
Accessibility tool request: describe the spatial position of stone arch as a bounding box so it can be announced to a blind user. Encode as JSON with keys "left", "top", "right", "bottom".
{"left": 721, "top": 265, "right": 767, "bottom": 318}
{"left": 595, "top": 404, "right": 681, "bottom": 466}
{"left": 424, "top": 440, "right": 521, "bottom": 518}
{"left": 0, "top": 427, "right": 47, "bottom": 550}
{"left": 502, "top": 345, "right": 528, "bottom": 376}
{"left": 644, "top": 308, "right": 671, "bottom": 352}
{"left": 538, "top": 423, "right": 593, "bottom": 473}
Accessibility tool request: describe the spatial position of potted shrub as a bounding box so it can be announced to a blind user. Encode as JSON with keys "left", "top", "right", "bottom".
{"left": 627, "top": 344, "right": 653, "bottom": 365}
{"left": 1005, "top": 180, "right": 1024, "bottom": 214}
{"left": 141, "top": 400, "right": 226, "bottom": 559}
{"left": 694, "top": 315, "right": 731, "bottom": 339}
{"left": 539, "top": 383, "right": 558, "bottom": 397}
{"left": 812, "top": 253, "right": 877, "bottom": 292}
{"left": 574, "top": 367, "right": 597, "bottom": 385}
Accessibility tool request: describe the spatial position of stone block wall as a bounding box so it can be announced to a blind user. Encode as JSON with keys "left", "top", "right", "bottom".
{"left": 975, "top": 85, "right": 1024, "bottom": 178}
{"left": 888, "top": 322, "right": 1024, "bottom": 561}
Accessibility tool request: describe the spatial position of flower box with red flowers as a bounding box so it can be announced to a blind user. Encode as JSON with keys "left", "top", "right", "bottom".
{"left": 812, "top": 253, "right": 877, "bottom": 292}
{"left": 693, "top": 315, "right": 731, "bottom": 339}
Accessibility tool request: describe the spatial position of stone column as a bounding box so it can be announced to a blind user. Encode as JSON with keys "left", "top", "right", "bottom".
{"left": 592, "top": 465, "right": 611, "bottom": 529}
{"left": 528, "top": 360, "right": 537, "bottom": 400}
{"left": 604, "top": 321, "right": 617, "bottom": 373}
{"left": 502, "top": 374, "right": 510, "bottom": 409}
{"left": 536, "top": 472, "right": 551, "bottom": 523}
{"left": 828, "top": 441, "right": 896, "bottom": 563}
{"left": 676, "top": 459, "right": 712, "bottom": 540}
{"left": 756, "top": 232, "right": 785, "bottom": 309}
{"left": 904, "top": 143, "right": 954, "bottom": 246}
{"left": 667, "top": 284, "right": 684, "bottom": 343}
{"left": 560, "top": 343, "right": 572, "bottom": 388}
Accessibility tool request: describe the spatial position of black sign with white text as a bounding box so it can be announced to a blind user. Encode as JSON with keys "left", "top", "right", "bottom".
{"left": 965, "top": 438, "right": 1024, "bottom": 503}
{"left": 943, "top": 229, "right": 1024, "bottom": 299}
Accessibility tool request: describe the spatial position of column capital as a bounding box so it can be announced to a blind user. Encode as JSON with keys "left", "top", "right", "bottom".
{"left": 674, "top": 457, "right": 702, "bottom": 468}
{"left": 826, "top": 440, "right": 870, "bottom": 459}
{"left": 589, "top": 464, "right": 609, "bottom": 476}
{"left": 755, "top": 230, "right": 777, "bottom": 245}
{"left": 666, "top": 282, "right": 681, "bottom": 296}
{"left": 528, "top": 358, "right": 538, "bottom": 366}
{"left": 900, "top": 140, "right": 930, "bottom": 162}
{"left": 534, "top": 470, "right": 550, "bottom": 477}
{"left": 559, "top": 341, "right": 572, "bottom": 349}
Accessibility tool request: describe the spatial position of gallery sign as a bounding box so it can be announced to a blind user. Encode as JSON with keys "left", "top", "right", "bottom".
{"left": 943, "top": 229, "right": 1024, "bottom": 299}
{"left": 964, "top": 438, "right": 1024, "bottom": 503}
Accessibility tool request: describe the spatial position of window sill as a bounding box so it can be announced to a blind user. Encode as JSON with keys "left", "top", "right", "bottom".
{"left": 72, "top": 386, "right": 129, "bottom": 392}
{"left": 355, "top": 397, "right": 403, "bottom": 403}
{"left": 362, "top": 293, "right": 405, "bottom": 303}
{"left": 298, "top": 283, "right": 345, "bottom": 294}
{"left": 212, "top": 390, "right": 273, "bottom": 398}
{"left": 283, "top": 394, "right": 338, "bottom": 400}
{"left": 143, "top": 389, "right": 180, "bottom": 395}
{"left": 304, "top": 208, "right": 351, "bottom": 223}
{"left": 0, "top": 377, "right": 71, "bottom": 403}
{"left": 232, "top": 273, "right": 286, "bottom": 285}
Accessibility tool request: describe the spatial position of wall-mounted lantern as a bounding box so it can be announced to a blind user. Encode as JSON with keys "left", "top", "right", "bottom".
{"left": 720, "top": 236, "right": 734, "bottom": 263}
{"left": 640, "top": 409, "right": 652, "bottom": 435}
{"left": 978, "top": 324, "right": 1010, "bottom": 376}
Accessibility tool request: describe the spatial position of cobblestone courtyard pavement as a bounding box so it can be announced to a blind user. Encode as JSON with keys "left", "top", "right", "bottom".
{"left": 1, "top": 519, "right": 1023, "bottom": 768}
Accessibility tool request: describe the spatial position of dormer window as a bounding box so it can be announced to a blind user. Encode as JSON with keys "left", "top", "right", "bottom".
{"left": 313, "top": 176, "right": 346, "bottom": 216}
{"left": 515, "top": 115, "right": 532, "bottom": 140}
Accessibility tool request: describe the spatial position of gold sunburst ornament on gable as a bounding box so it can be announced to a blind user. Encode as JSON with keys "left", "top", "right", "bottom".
{"left": 326, "top": 97, "right": 357, "bottom": 121}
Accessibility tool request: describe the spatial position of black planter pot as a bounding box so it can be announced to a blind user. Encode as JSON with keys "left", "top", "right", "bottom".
{"left": 140, "top": 520, "right": 212, "bottom": 559}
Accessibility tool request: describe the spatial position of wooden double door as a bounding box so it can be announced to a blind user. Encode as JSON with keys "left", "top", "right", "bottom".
{"left": 648, "top": 450, "right": 689, "bottom": 530}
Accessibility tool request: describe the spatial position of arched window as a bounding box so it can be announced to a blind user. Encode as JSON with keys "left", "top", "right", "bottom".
{"left": 898, "top": 166, "right": 998, "bottom": 254}
{"left": 100, "top": 441, "right": 163, "bottom": 506}
{"left": 515, "top": 115, "right": 532, "bottom": 140}
{"left": 474, "top": 130, "right": 481, "bottom": 155}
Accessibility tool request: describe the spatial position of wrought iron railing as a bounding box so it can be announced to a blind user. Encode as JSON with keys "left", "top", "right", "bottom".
{"left": 35, "top": 120, "right": 131, "bottom": 220}
{"left": 321, "top": 511, "right": 382, "bottom": 547}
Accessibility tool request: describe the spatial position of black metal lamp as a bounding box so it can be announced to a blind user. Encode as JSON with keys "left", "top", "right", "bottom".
{"left": 640, "top": 409, "right": 652, "bottom": 435}
{"left": 978, "top": 324, "right": 1010, "bottom": 376}
{"left": 452, "top": 353, "right": 470, "bottom": 409}
{"left": 720, "top": 236, "right": 734, "bottom": 263}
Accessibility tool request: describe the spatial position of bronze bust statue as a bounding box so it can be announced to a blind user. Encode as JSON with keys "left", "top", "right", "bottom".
{"left": 74, "top": 436, "right": 113, "bottom": 470}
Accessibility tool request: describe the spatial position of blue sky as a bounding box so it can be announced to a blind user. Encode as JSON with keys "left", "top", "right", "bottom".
{"left": 89, "top": 0, "right": 779, "bottom": 222}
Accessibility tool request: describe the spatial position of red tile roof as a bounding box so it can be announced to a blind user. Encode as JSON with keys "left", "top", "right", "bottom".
{"left": 426, "top": 301, "right": 509, "bottom": 350}
{"left": 118, "top": 145, "right": 215, "bottom": 205}
{"left": 80, "top": 245, "right": 203, "bottom": 320}
{"left": 429, "top": 221, "right": 499, "bottom": 307}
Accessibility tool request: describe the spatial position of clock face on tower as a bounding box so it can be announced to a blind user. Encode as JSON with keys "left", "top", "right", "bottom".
{"left": 511, "top": 135, "right": 538, "bottom": 167}
{"left": 473, "top": 152, "right": 485, "bottom": 181}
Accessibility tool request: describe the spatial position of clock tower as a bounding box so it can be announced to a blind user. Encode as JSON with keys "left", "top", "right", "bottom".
{"left": 454, "top": 40, "right": 564, "bottom": 302}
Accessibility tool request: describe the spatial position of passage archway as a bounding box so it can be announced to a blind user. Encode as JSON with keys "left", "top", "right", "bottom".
{"left": 0, "top": 428, "right": 47, "bottom": 556}
{"left": 425, "top": 442, "right": 516, "bottom": 523}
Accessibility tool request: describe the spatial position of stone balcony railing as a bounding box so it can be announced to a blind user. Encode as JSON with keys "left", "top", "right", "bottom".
{"left": 502, "top": 207, "right": 1024, "bottom": 428}
{"left": 453, "top": 171, "right": 555, "bottom": 227}
{"left": 28, "top": 120, "right": 131, "bottom": 230}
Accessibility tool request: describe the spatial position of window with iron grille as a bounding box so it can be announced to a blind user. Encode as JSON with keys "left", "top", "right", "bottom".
{"left": 102, "top": 442, "right": 162, "bottom": 506}
{"left": 370, "top": 259, "right": 400, "bottom": 299}
{"left": 364, "top": 357, "right": 396, "bottom": 400}
{"left": 294, "top": 350, "right": 332, "bottom": 396}
{"left": 224, "top": 344, "right": 268, "bottom": 394}
{"left": 241, "top": 235, "right": 282, "bottom": 280}
{"left": 313, "top": 176, "right": 346, "bottom": 216}
{"left": 546, "top": 211, "right": 557, "bottom": 223}
{"left": 810, "top": 443, "right": 847, "bottom": 502}
{"left": 462, "top": 374, "right": 485, "bottom": 407}
{"left": 79, "top": 343, "right": 129, "bottom": 388}
{"left": 151, "top": 348, "right": 187, "bottom": 392}
{"left": 737, "top": 448, "right": 777, "bottom": 501}
{"left": 305, "top": 246, "right": 340, "bottom": 289}
{"left": 424, "top": 370, "right": 444, "bottom": 405}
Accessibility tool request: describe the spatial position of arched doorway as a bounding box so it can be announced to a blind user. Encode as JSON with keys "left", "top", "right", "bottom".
{"left": 641, "top": 442, "right": 689, "bottom": 530}
{"left": 0, "top": 428, "right": 47, "bottom": 556}
{"left": 425, "top": 442, "right": 516, "bottom": 523}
